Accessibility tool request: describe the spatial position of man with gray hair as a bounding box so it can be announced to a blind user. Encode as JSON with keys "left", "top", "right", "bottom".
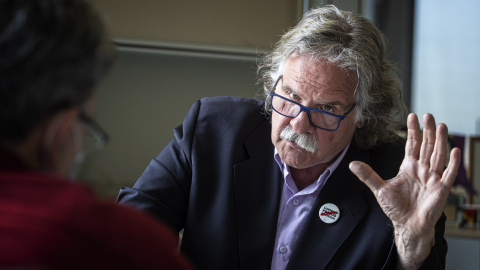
{"left": 118, "top": 5, "right": 459, "bottom": 270}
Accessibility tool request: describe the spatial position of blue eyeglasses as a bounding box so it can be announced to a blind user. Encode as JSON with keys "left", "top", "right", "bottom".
{"left": 269, "top": 75, "right": 356, "bottom": 131}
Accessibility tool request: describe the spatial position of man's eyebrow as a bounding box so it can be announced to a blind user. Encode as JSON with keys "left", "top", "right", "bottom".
{"left": 280, "top": 83, "right": 295, "bottom": 94}
{"left": 281, "top": 80, "right": 349, "bottom": 108}
{"left": 321, "top": 101, "right": 342, "bottom": 106}
{"left": 282, "top": 83, "right": 343, "bottom": 105}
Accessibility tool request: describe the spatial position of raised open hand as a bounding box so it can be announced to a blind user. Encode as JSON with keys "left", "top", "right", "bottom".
{"left": 349, "top": 113, "right": 461, "bottom": 269}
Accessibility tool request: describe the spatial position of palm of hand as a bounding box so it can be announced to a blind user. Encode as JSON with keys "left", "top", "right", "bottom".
{"left": 377, "top": 158, "right": 452, "bottom": 237}
{"left": 349, "top": 113, "right": 461, "bottom": 268}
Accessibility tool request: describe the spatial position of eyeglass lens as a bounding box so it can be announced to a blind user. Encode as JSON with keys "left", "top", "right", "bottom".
{"left": 81, "top": 126, "right": 107, "bottom": 157}
{"left": 78, "top": 113, "right": 109, "bottom": 159}
{"left": 271, "top": 94, "right": 340, "bottom": 130}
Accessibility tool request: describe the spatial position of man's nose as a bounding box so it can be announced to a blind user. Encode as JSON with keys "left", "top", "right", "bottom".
{"left": 290, "top": 111, "right": 315, "bottom": 134}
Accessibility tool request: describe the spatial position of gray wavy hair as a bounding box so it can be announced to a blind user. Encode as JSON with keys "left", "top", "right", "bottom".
{"left": 257, "top": 5, "right": 408, "bottom": 149}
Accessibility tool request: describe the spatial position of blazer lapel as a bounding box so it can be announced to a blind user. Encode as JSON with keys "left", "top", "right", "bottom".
{"left": 233, "top": 121, "right": 283, "bottom": 270}
{"left": 286, "top": 145, "right": 372, "bottom": 270}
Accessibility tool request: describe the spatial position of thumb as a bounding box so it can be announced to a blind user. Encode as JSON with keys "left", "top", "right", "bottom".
{"left": 349, "top": 161, "right": 385, "bottom": 194}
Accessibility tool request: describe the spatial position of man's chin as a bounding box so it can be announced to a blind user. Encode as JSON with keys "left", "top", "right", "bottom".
{"left": 283, "top": 159, "right": 317, "bottom": 170}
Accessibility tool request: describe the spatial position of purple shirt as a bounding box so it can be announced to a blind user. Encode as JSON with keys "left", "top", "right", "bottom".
{"left": 270, "top": 144, "right": 350, "bottom": 270}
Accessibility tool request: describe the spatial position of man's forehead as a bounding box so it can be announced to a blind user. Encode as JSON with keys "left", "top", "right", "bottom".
{"left": 281, "top": 56, "right": 357, "bottom": 97}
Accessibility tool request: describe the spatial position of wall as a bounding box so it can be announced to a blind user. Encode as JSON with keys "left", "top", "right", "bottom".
{"left": 80, "top": 47, "right": 266, "bottom": 198}
{"left": 95, "top": 0, "right": 302, "bottom": 50}
{"left": 445, "top": 236, "right": 480, "bottom": 269}
{"left": 79, "top": 1, "right": 302, "bottom": 198}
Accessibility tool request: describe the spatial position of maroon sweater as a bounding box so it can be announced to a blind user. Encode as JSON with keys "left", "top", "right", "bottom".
{"left": 0, "top": 151, "right": 192, "bottom": 269}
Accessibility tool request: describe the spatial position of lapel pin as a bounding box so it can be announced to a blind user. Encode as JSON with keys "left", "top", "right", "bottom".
{"left": 319, "top": 203, "right": 340, "bottom": 224}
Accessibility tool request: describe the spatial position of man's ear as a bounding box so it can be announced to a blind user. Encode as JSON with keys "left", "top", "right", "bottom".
{"left": 356, "top": 120, "right": 364, "bottom": 128}
{"left": 40, "top": 108, "right": 79, "bottom": 172}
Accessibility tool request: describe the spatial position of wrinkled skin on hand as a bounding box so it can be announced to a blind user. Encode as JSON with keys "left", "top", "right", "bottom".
{"left": 349, "top": 113, "right": 461, "bottom": 269}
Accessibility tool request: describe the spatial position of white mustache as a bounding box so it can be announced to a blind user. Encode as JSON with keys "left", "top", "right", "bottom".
{"left": 280, "top": 125, "right": 318, "bottom": 154}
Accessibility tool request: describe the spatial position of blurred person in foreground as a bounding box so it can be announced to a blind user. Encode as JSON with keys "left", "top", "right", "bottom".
{"left": 0, "top": 0, "right": 192, "bottom": 269}
{"left": 118, "top": 5, "right": 460, "bottom": 270}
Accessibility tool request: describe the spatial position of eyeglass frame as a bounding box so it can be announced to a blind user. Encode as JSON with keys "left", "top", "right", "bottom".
{"left": 269, "top": 75, "right": 357, "bottom": 132}
{"left": 78, "top": 111, "right": 109, "bottom": 155}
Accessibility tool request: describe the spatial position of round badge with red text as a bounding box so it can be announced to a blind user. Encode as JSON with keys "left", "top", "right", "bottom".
{"left": 319, "top": 203, "right": 340, "bottom": 224}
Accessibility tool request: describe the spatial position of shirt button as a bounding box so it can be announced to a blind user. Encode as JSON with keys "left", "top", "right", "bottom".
{"left": 292, "top": 199, "right": 300, "bottom": 206}
{"left": 280, "top": 246, "right": 287, "bottom": 253}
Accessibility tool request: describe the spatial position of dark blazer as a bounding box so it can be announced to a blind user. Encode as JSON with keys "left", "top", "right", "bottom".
{"left": 118, "top": 96, "right": 446, "bottom": 270}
